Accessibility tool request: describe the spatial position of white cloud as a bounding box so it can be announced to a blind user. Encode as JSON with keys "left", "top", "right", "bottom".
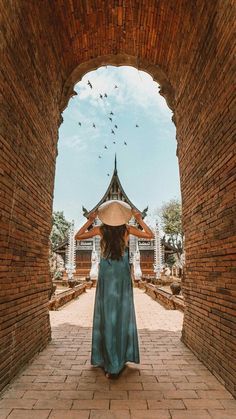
{"left": 59, "top": 134, "right": 88, "bottom": 152}
{"left": 75, "top": 66, "right": 172, "bottom": 121}
{"left": 117, "top": 67, "right": 166, "bottom": 109}
{"left": 59, "top": 66, "right": 174, "bottom": 153}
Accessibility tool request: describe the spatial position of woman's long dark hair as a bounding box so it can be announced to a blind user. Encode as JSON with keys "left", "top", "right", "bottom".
{"left": 100, "top": 224, "right": 128, "bottom": 260}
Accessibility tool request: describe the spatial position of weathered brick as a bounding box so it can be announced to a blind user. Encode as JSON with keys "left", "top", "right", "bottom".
{"left": 72, "top": 400, "right": 109, "bottom": 410}
{"left": 90, "top": 411, "right": 131, "bottom": 419}
{"left": 7, "top": 411, "right": 51, "bottom": 419}
{"left": 110, "top": 399, "right": 148, "bottom": 410}
{"left": 49, "top": 411, "right": 90, "bottom": 419}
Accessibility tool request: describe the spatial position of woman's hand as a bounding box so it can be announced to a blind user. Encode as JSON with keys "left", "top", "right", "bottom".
{"left": 89, "top": 210, "right": 97, "bottom": 221}
{"left": 132, "top": 208, "right": 142, "bottom": 220}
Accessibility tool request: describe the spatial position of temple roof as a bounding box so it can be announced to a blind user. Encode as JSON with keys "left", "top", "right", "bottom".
{"left": 83, "top": 155, "right": 148, "bottom": 218}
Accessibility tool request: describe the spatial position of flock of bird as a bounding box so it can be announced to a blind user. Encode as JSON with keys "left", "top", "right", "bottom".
{"left": 78, "top": 79, "right": 140, "bottom": 177}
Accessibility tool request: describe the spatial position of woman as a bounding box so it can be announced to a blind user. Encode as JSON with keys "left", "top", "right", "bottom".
{"left": 75, "top": 200, "right": 154, "bottom": 378}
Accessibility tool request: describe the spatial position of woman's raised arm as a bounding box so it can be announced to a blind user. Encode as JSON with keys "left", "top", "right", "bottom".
{"left": 75, "top": 211, "right": 101, "bottom": 240}
{"left": 127, "top": 209, "right": 154, "bottom": 239}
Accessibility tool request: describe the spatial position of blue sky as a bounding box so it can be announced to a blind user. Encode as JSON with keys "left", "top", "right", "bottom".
{"left": 53, "top": 66, "right": 180, "bottom": 228}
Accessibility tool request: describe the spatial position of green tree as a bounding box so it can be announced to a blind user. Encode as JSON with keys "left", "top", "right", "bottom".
{"left": 166, "top": 254, "right": 176, "bottom": 268}
{"left": 50, "top": 211, "right": 71, "bottom": 249}
{"left": 160, "top": 199, "right": 183, "bottom": 260}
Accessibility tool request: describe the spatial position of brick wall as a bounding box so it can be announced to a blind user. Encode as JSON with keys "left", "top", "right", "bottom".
{"left": 175, "top": 1, "right": 236, "bottom": 396}
{"left": 1, "top": 0, "right": 235, "bottom": 395}
{"left": 0, "top": 1, "right": 62, "bottom": 390}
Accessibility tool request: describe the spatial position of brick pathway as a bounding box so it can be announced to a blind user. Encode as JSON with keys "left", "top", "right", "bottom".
{"left": 0, "top": 288, "right": 235, "bottom": 419}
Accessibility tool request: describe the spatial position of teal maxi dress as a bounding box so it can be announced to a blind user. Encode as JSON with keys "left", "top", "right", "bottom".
{"left": 91, "top": 248, "right": 140, "bottom": 374}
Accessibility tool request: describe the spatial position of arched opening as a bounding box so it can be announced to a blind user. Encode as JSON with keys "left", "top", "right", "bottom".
{"left": 52, "top": 63, "right": 181, "bottom": 304}
{"left": 1, "top": 0, "right": 235, "bottom": 399}
{"left": 60, "top": 55, "right": 175, "bottom": 117}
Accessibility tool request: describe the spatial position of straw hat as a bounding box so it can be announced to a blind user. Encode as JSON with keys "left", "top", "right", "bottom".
{"left": 98, "top": 200, "right": 132, "bottom": 226}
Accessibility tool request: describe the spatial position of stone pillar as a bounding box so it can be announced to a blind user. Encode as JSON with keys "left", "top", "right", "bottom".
{"left": 129, "top": 216, "right": 137, "bottom": 264}
{"left": 66, "top": 221, "right": 76, "bottom": 280}
{"left": 94, "top": 217, "right": 101, "bottom": 261}
{"left": 154, "top": 221, "right": 162, "bottom": 279}
{"left": 133, "top": 241, "right": 142, "bottom": 280}
{"left": 89, "top": 239, "right": 99, "bottom": 283}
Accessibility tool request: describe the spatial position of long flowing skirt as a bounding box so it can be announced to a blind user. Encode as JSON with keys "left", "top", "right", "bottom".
{"left": 91, "top": 250, "right": 140, "bottom": 374}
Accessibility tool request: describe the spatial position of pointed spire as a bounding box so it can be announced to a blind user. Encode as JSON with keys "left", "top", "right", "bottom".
{"left": 114, "top": 153, "right": 117, "bottom": 174}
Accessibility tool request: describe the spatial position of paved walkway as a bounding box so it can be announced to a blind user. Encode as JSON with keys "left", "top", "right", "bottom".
{"left": 0, "top": 288, "right": 235, "bottom": 419}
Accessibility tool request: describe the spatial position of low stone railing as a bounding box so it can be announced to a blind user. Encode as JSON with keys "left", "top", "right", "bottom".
{"left": 139, "top": 282, "right": 185, "bottom": 312}
{"left": 49, "top": 282, "right": 92, "bottom": 310}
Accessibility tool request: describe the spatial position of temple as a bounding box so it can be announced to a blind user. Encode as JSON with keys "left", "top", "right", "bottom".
{"left": 55, "top": 156, "right": 176, "bottom": 279}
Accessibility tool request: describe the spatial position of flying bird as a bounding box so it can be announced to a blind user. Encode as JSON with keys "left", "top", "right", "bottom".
{"left": 93, "top": 123, "right": 96, "bottom": 128}
{"left": 107, "top": 173, "right": 110, "bottom": 176}
{"left": 110, "top": 111, "right": 114, "bottom": 115}
{"left": 114, "top": 85, "right": 118, "bottom": 89}
{"left": 104, "top": 145, "right": 108, "bottom": 149}
{"left": 78, "top": 122, "right": 81, "bottom": 126}
{"left": 113, "top": 141, "right": 116, "bottom": 144}
{"left": 99, "top": 94, "right": 103, "bottom": 99}
{"left": 104, "top": 93, "right": 108, "bottom": 98}
{"left": 111, "top": 129, "right": 115, "bottom": 135}
{"left": 98, "top": 155, "right": 102, "bottom": 159}
{"left": 87, "top": 80, "right": 92, "bottom": 89}
{"left": 136, "top": 124, "right": 139, "bottom": 127}
{"left": 114, "top": 124, "right": 118, "bottom": 129}
{"left": 124, "top": 141, "right": 127, "bottom": 146}
{"left": 109, "top": 117, "right": 112, "bottom": 122}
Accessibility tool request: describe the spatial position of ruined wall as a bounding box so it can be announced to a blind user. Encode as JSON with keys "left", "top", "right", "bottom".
{"left": 1, "top": 0, "right": 235, "bottom": 395}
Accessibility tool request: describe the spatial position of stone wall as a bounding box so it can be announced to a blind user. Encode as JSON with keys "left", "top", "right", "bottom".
{"left": 1, "top": 0, "right": 235, "bottom": 395}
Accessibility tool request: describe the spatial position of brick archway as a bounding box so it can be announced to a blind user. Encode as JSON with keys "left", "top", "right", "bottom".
{"left": 60, "top": 54, "right": 175, "bottom": 115}
{"left": 1, "top": 0, "right": 235, "bottom": 396}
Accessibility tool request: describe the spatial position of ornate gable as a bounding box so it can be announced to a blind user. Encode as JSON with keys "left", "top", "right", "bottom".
{"left": 83, "top": 155, "right": 144, "bottom": 218}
